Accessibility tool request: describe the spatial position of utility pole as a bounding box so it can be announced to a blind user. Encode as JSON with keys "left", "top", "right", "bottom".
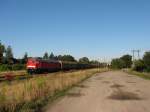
{"left": 137, "top": 50, "right": 140, "bottom": 59}
{"left": 131, "top": 50, "right": 135, "bottom": 61}
{"left": 131, "top": 49, "right": 140, "bottom": 60}
{"left": 131, "top": 49, "right": 140, "bottom": 68}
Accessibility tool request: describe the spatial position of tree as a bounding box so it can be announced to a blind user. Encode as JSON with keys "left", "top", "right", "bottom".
{"left": 57, "top": 55, "right": 62, "bottom": 60}
{"left": 0, "top": 41, "right": 5, "bottom": 64}
{"left": 133, "top": 59, "right": 146, "bottom": 72}
{"left": 111, "top": 58, "right": 125, "bottom": 69}
{"left": 43, "top": 52, "right": 49, "bottom": 59}
{"left": 79, "top": 57, "right": 90, "bottom": 63}
{"left": 120, "top": 54, "right": 132, "bottom": 68}
{"left": 143, "top": 52, "right": 150, "bottom": 72}
{"left": 49, "top": 52, "right": 55, "bottom": 60}
{"left": 22, "top": 52, "right": 28, "bottom": 64}
{"left": 5, "top": 45, "right": 14, "bottom": 64}
{"left": 58, "top": 55, "right": 76, "bottom": 62}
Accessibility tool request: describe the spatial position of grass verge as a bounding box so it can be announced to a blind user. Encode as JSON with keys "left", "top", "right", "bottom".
{"left": 0, "top": 68, "right": 108, "bottom": 112}
{"left": 124, "top": 69, "right": 150, "bottom": 80}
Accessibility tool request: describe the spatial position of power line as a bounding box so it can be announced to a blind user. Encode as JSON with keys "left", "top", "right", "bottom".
{"left": 131, "top": 49, "right": 141, "bottom": 68}
{"left": 131, "top": 49, "right": 140, "bottom": 61}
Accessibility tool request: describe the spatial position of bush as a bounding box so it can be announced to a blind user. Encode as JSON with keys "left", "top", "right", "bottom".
{"left": 143, "top": 52, "right": 150, "bottom": 72}
{"left": 111, "top": 58, "right": 125, "bottom": 69}
{"left": 12, "top": 64, "right": 26, "bottom": 70}
{"left": 132, "top": 60, "right": 146, "bottom": 72}
{"left": 0, "top": 64, "right": 25, "bottom": 72}
{"left": 0, "top": 64, "right": 11, "bottom": 71}
{"left": 120, "top": 54, "right": 132, "bottom": 68}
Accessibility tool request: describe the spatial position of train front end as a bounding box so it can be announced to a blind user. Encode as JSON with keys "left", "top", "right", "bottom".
{"left": 27, "top": 58, "right": 39, "bottom": 74}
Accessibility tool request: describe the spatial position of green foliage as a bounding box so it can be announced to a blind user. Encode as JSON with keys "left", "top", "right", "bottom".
{"left": 5, "top": 45, "right": 14, "bottom": 64}
{"left": 49, "top": 52, "right": 55, "bottom": 59}
{"left": 58, "top": 55, "right": 76, "bottom": 62}
{"left": 12, "top": 64, "right": 26, "bottom": 70}
{"left": 111, "top": 58, "right": 125, "bottom": 69}
{"left": 79, "top": 57, "right": 90, "bottom": 63}
{"left": 143, "top": 52, "right": 150, "bottom": 72}
{"left": 0, "top": 64, "right": 12, "bottom": 71}
{"left": 126, "top": 70, "right": 150, "bottom": 80}
{"left": 0, "top": 41, "right": 5, "bottom": 64}
{"left": 111, "top": 52, "right": 150, "bottom": 72}
{"left": 120, "top": 54, "right": 132, "bottom": 68}
{"left": 133, "top": 59, "right": 146, "bottom": 72}
{"left": 111, "top": 54, "right": 132, "bottom": 69}
{"left": 0, "top": 64, "right": 25, "bottom": 72}
{"left": 43, "top": 52, "right": 49, "bottom": 59}
{"left": 22, "top": 52, "right": 28, "bottom": 64}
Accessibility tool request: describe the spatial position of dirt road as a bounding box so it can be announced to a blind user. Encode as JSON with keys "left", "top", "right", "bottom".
{"left": 45, "top": 71, "right": 150, "bottom": 112}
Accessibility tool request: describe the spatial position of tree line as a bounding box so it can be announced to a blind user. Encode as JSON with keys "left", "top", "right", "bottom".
{"left": 111, "top": 55, "right": 132, "bottom": 69}
{"left": 0, "top": 41, "right": 28, "bottom": 65}
{"left": 0, "top": 41, "right": 106, "bottom": 71}
{"left": 111, "top": 52, "right": 150, "bottom": 72}
{"left": 43, "top": 52, "right": 104, "bottom": 65}
{"left": 133, "top": 52, "right": 150, "bottom": 72}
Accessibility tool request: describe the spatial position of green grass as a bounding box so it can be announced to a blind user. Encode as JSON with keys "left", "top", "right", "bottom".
{"left": 124, "top": 69, "right": 150, "bottom": 80}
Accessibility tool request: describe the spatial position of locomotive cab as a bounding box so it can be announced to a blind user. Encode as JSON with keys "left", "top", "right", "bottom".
{"left": 27, "top": 58, "right": 39, "bottom": 74}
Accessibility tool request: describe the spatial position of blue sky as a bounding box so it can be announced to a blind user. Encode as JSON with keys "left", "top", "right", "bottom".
{"left": 0, "top": 0, "right": 150, "bottom": 61}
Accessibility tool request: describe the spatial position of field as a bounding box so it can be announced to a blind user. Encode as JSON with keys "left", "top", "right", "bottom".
{"left": 0, "top": 68, "right": 108, "bottom": 112}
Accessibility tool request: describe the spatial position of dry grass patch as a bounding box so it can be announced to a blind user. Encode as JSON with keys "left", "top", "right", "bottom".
{"left": 0, "top": 68, "right": 108, "bottom": 112}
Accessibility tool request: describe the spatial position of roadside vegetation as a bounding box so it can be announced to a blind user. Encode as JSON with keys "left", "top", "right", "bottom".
{"left": 124, "top": 69, "right": 150, "bottom": 80}
{"left": 0, "top": 41, "right": 27, "bottom": 72}
{"left": 111, "top": 51, "right": 150, "bottom": 78}
{"left": 132, "top": 52, "right": 150, "bottom": 72}
{"left": 111, "top": 54, "right": 132, "bottom": 69}
{"left": 0, "top": 68, "right": 108, "bottom": 112}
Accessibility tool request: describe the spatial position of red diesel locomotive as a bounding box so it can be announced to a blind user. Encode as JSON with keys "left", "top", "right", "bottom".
{"left": 27, "top": 58, "right": 62, "bottom": 73}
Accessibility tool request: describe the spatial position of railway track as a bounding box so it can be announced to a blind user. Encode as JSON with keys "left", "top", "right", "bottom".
{"left": 0, "top": 73, "right": 30, "bottom": 82}
{"left": 0, "top": 69, "right": 83, "bottom": 82}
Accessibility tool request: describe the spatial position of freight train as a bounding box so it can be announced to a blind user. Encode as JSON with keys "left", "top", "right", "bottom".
{"left": 27, "top": 58, "right": 96, "bottom": 74}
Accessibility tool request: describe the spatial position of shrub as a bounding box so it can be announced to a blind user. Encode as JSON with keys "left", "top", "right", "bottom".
{"left": 143, "top": 52, "right": 150, "bottom": 72}
{"left": 0, "top": 64, "right": 11, "bottom": 71}
{"left": 0, "top": 64, "right": 25, "bottom": 72}
{"left": 120, "top": 54, "right": 132, "bottom": 68}
{"left": 111, "top": 58, "right": 125, "bottom": 69}
{"left": 12, "top": 64, "right": 25, "bottom": 71}
{"left": 132, "top": 60, "right": 146, "bottom": 72}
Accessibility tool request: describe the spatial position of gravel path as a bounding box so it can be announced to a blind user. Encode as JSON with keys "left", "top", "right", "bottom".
{"left": 45, "top": 71, "right": 150, "bottom": 112}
